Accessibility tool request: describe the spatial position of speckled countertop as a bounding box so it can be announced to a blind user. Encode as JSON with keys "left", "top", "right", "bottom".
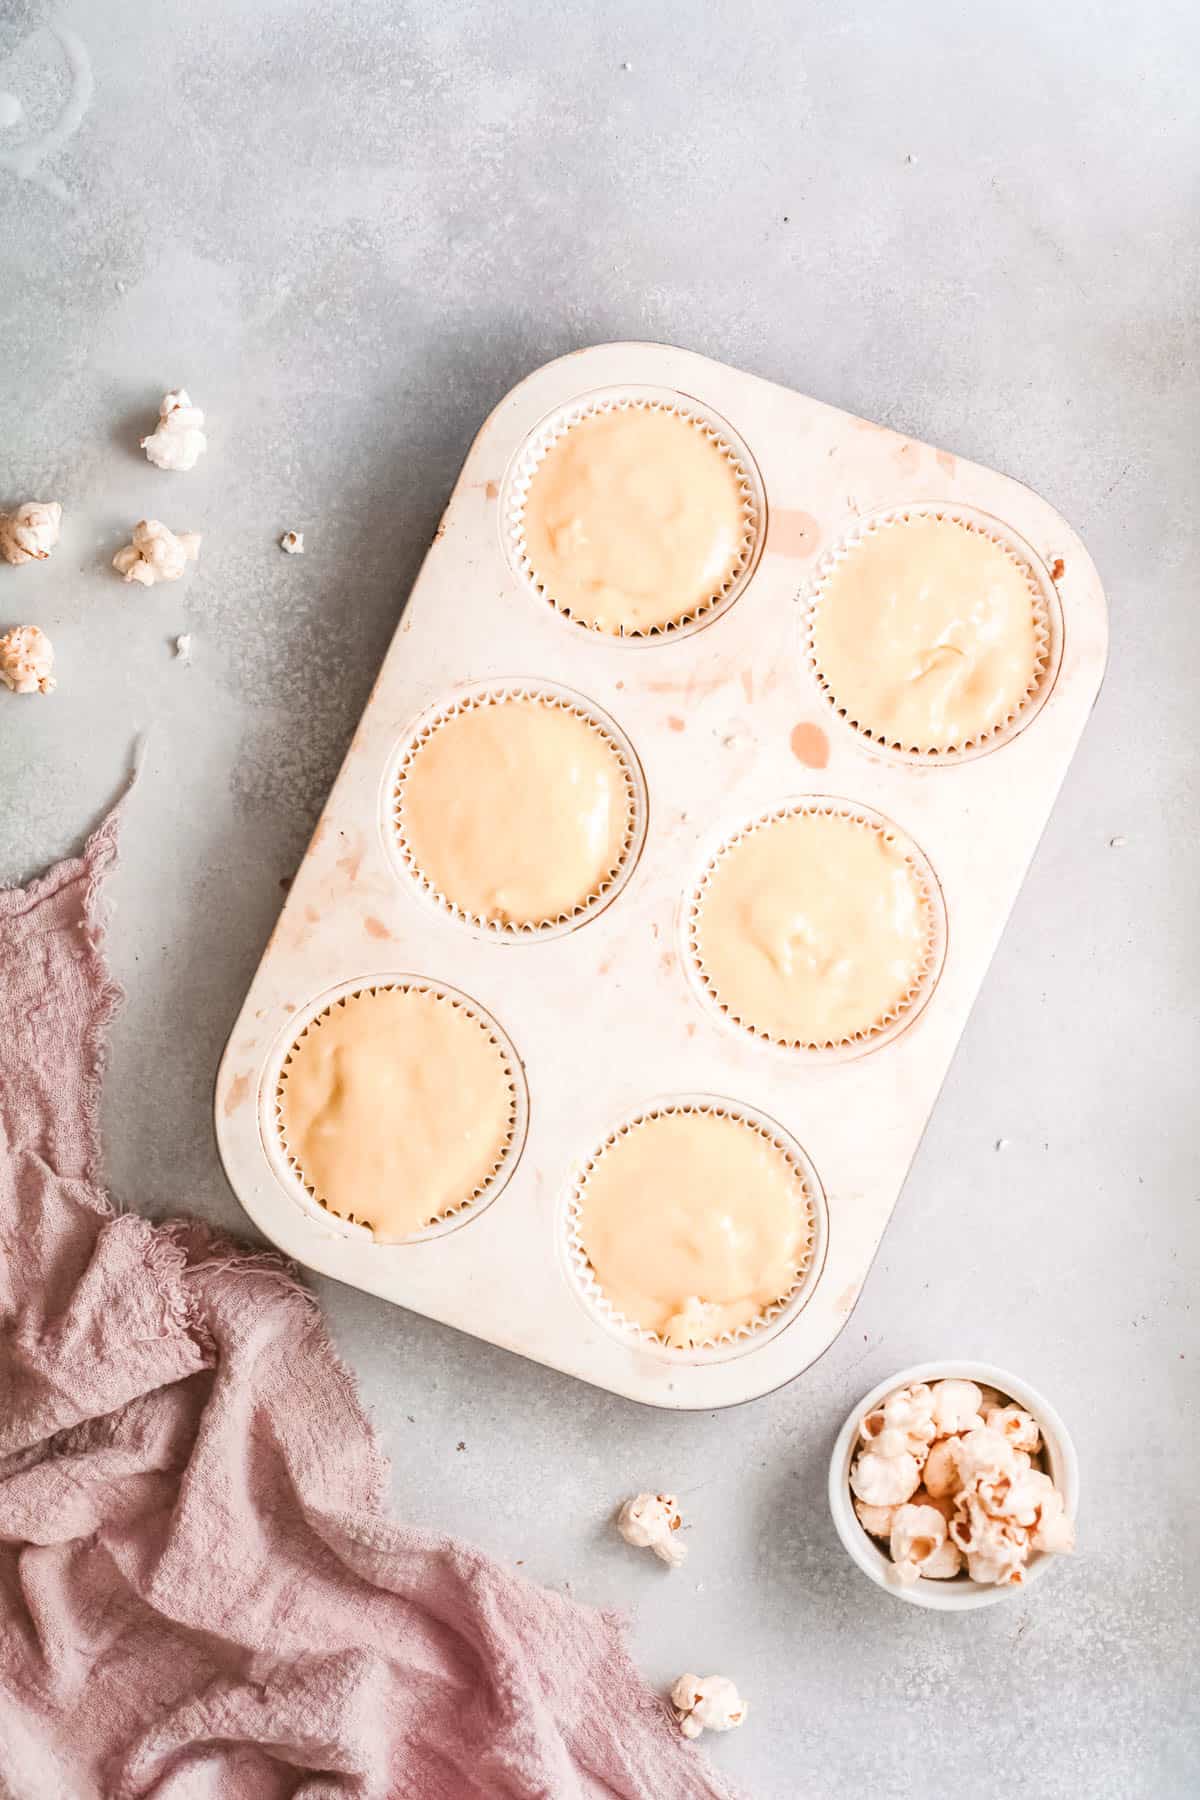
{"left": 2, "top": 3, "right": 1197, "bottom": 1794}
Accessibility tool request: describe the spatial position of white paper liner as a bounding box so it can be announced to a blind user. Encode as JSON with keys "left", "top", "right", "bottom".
{"left": 501, "top": 386, "right": 765, "bottom": 639}
{"left": 385, "top": 682, "right": 647, "bottom": 939}
{"left": 563, "top": 1098, "right": 827, "bottom": 1361}
{"left": 805, "top": 506, "right": 1061, "bottom": 761}
{"left": 267, "top": 976, "right": 527, "bottom": 1243}
{"left": 685, "top": 801, "right": 947, "bottom": 1057}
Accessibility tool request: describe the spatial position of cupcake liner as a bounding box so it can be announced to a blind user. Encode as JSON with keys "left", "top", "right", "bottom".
{"left": 685, "top": 801, "right": 948, "bottom": 1058}
{"left": 265, "top": 976, "right": 527, "bottom": 1243}
{"left": 501, "top": 386, "right": 765, "bottom": 639}
{"left": 563, "top": 1098, "right": 827, "bottom": 1361}
{"left": 804, "top": 505, "right": 1061, "bottom": 761}
{"left": 386, "top": 682, "right": 647, "bottom": 939}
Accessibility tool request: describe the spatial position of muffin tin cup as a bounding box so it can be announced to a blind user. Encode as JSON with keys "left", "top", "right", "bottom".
{"left": 215, "top": 340, "right": 1108, "bottom": 1409}
{"left": 828, "top": 1361, "right": 1080, "bottom": 1611}
{"left": 261, "top": 975, "right": 530, "bottom": 1246}
{"left": 561, "top": 1097, "right": 829, "bottom": 1364}
{"left": 501, "top": 385, "right": 767, "bottom": 642}
{"left": 805, "top": 504, "right": 1063, "bottom": 764}
{"left": 382, "top": 680, "right": 649, "bottom": 943}
{"left": 683, "top": 799, "right": 948, "bottom": 1062}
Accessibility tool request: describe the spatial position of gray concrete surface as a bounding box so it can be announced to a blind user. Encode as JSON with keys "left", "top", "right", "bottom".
{"left": 2, "top": 2, "right": 1198, "bottom": 1794}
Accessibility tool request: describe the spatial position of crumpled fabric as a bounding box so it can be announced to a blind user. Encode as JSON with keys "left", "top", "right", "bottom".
{"left": 0, "top": 800, "right": 739, "bottom": 1800}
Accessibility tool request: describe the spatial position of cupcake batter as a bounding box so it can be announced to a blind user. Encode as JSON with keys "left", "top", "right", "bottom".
{"left": 278, "top": 986, "right": 514, "bottom": 1239}
{"left": 693, "top": 810, "right": 932, "bottom": 1046}
{"left": 812, "top": 514, "right": 1043, "bottom": 750}
{"left": 577, "top": 1108, "right": 811, "bottom": 1344}
{"left": 397, "top": 696, "right": 633, "bottom": 926}
{"left": 522, "top": 406, "right": 746, "bottom": 634}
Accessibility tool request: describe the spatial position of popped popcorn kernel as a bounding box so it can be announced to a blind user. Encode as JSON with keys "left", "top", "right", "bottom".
{"left": 670, "top": 1673, "right": 747, "bottom": 1739}
{"left": 0, "top": 624, "right": 55, "bottom": 694}
{"left": 141, "top": 388, "right": 207, "bottom": 471}
{"left": 0, "top": 500, "right": 61, "bottom": 566}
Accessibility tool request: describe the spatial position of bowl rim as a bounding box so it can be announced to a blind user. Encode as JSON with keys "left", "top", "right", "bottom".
{"left": 828, "top": 1360, "right": 1080, "bottom": 1611}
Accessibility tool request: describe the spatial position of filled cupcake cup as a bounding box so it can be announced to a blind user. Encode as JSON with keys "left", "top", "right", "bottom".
{"left": 503, "top": 388, "right": 765, "bottom": 639}
{"left": 685, "top": 801, "right": 947, "bottom": 1058}
{"left": 267, "top": 977, "right": 528, "bottom": 1244}
{"left": 387, "top": 682, "right": 647, "bottom": 940}
{"left": 806, "top": 507, "right": 1059, "bottom": 761}
{"left": 563, "top": 1098, "right": 827, "bottom": 1361}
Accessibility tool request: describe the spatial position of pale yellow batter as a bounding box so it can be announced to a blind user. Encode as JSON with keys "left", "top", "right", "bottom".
{"left": 812, "top": 515, "right": 1043, "bottom": 750}
{"left": 693, "top": 811, "right": 932, "bottom": 1047}
{"left": 277, "top": 986, "right": 515, "bottom": 1239}
{"left": 577, "top": 1108, "right": 812, "bottom": 1345}
{"left": 397, "top": 696, "right": 633, "bottom": 927}
{"left": 522, "top": 406, "right": 747, "bottom": 634}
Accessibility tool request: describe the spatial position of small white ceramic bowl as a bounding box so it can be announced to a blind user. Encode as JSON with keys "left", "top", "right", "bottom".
{"left": 828, "top": 1361, "right": 1080, "bottom": 1611}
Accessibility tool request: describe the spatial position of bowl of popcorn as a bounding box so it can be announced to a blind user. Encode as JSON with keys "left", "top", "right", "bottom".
{"left": 828, "top": 1363, "right": 1078, "bottom": 1609}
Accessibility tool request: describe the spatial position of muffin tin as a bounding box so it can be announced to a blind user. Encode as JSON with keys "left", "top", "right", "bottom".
{"left": 214, "top": 341, "right": 1108, "bottom": 1408}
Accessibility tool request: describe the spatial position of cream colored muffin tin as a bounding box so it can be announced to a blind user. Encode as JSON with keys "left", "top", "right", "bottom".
{"left": 214, "top": 341, "right": 1108, "bottom": 1409}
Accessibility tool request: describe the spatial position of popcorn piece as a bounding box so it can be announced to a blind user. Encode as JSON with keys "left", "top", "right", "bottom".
{"left": 616, "top": 1493, "right": 687, "bottom": 1568}
{"left": 280, "top": 529, "right": 304, "bottom": 554}
{"left": 985, "top": 1405, "right": 1041, "bottom": 1455}
{"left": 854, "top": 1498, "right": 897, "bottom": 1539}
{"left": 920, "top": 1534, "right": 965, "bottom": 1580}
{"left": 0, "top": 500, "right": 62, "bottom": 566}
{"left": 950, "top": 1425, "right": 1018, "bottom": 1489}
{"left": 1030, "top": 1486, "right": 1076, "bottom": 1555}
{"left": 670, "top": 1673, "right": 747, "bottom": 1740}
{"left": 950, "top": 1492, "right": 1029, "bottom": 1586}
{"left": 913, "top": 1486, "right": 956, "bottom": 1524}
{"left": 141, "top": 389, "right": 207, "bottom": 471}
{"left": 860, "top": 1383, "right": 936, "bottom": 1463}
{"left": 113, "top": 520, "right": 201, "bottom": 587}
{"left": 0, "top": 625, "right": 55, "bottom": 694}
{"left": 888, "top": 1502, "right": 948, "bottom": 1586}
{"left": 850, "top": 1449, "right": 920, "bottom": 1508}
{"left": 968, "top": 1548, "right": 1025, "bottom": 1587}
{"left": 922, "top": 1438, "right": 964, "bottom": 1499}
{"left": 930, "top": 1378, "right": 983, "bottom": 1436}
{"left": 174, "top": 634, "right": 192, "bottom": 662}
{"left": 976, "top": 1465, "right": 1054, "bottom": 1527}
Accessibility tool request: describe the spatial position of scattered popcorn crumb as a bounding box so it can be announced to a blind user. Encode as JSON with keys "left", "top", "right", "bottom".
{"left": 0, "top": 500, "right": 62, "bottom": 566}
{"left": 621, "top": 59, "right": 633, "bottom": 71}
{"left": 280, "top": 530, "right": 305, "bottom": 555}
{"left": 141, "top": 389, "right": 207, "bottom": 472}
{"left": 174, "top": 634, "right": 192, "bottom": 663}
{"left": 616, "top": 1493, "right": 687, "bottom": 1568}
{"left": 995, "top": 1136, "right": 1010, "bottom": 1151}
{"left": 113, "top": 519, "right": 201, "bottom": 587}
{"left": 906, "top": 152, "right": 919, "bottom": 164}
{"left": 670, "top": 1674, "right": 747, "bottom": 1740}
{"left": 1109, "top": 834, "right": 1127, "bottom": 849}
{"left": 0, "top": 624, "right": 55, "bottom": 694}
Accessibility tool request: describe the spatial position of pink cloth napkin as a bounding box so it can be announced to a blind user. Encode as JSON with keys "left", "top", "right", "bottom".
{"left": 0, "top": 802, "right": 741, "bottom": 1800}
